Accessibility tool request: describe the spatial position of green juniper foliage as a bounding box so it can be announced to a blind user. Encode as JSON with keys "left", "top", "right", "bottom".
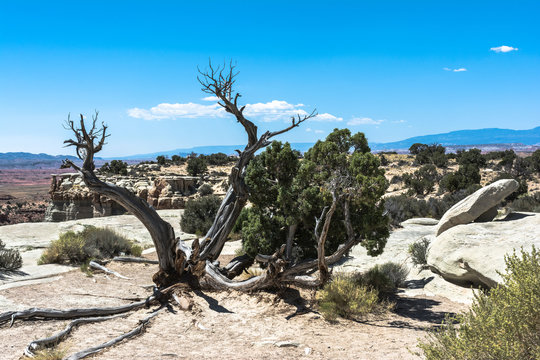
{"left": 180, "top": 195, "right": 221, "bottom": 235}
{"left": 240, "top": 129, "right": 389, "bottom": 262}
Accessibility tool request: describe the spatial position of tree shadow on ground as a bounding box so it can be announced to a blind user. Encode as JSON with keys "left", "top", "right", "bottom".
{"left": 353, "top": 295, "right": 460, "bottom": 331}
{"left": 403, "top": 276, "right": 434, "bottom": 289}
{"left": 193, "top": 290, "right": 234, "bottom": 314}
{"left": 392, "top": 296, "right": 458, "bottom": 326}
{"left": 0, "top": 269, "right": 29, "bottom": 280}
{"left": 278, "top": 287, "right": 318, "bottom": 320}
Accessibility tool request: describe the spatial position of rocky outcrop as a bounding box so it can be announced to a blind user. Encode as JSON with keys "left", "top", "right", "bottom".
{"left": 435, "top": 179, "right": 519, "bottom": 236}
{"left": 45, "top": 172, "right": 200, "bottom": 222}
{"left": 147, "top": 176, "right": 198, "bottom": 210}
{"left": 427, "top": 212, "right": 540, "bottom": 288}
{"left": 45, "top": 173, "right": 127, "bottom": 222}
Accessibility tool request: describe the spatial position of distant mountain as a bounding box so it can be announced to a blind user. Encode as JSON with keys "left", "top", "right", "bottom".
{"left": 0, "top": 152, "right": 103, "bottom": 169}
{"left": 3, "top": 127, "right": 539, "bottom": 167}
{"left": 112, "top": 126, "right": 540, "bottom": 160}
{"left": 369, "top": 126, "right": 540, "bottom": 151}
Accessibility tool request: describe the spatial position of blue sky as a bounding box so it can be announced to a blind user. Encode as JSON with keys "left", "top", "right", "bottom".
{"left": 0, "top": 1, "right": 539, "bottom": 157}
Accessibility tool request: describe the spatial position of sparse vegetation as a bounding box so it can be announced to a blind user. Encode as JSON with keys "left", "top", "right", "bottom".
{"left": 0, "top": 239, "right": 22, "bottom": 271}
{"left": 508, "top": 193, "right": 540, "bottom": 213}
{"left": 384, "top": 185, "right": 481, "bottom": 226}
{"left": 419, "top": 247, "right": 540, "bottom": 360}
{"left": 38, "top": 226, "right": 140, "bottom": 265}
{"left": 23, "top": 346, "right": 68, "bottom": 360}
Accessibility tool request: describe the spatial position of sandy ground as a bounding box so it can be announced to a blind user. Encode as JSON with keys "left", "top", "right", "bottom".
{"left": 0, "top": 256, "right": 469, "bottom": 360}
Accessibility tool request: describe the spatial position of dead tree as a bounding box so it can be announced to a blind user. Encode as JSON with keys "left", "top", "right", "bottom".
{"left": 58, "top": 62, "right": 375, "bottom": 291}
{"left": 0, "top": 63, "right": 385, "bottom": 358}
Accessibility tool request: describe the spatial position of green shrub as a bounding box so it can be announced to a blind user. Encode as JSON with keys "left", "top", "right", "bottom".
{"left": 408, "top": 237, "right": 431, "bottom": 268}
{"left": 456, "top": 148, "right": 486, "bottom": 168}
{"left": 0, "top": 239, "right": 22, "bottom": 271}
{"left": 409, "top": 143, "right": 447, "bottom": 168}
{"left": 171, "top": 154, "right": 186, "bottom": 164}
{"left": 130, "top": 244, "right": 143, "bottom": 257}
{"left": 377, "top": 262, "right": 409, "bottom": 288}
{"left": 317, "top": 273, "right": 380, "bottom": 321}
{"left": 198, "top": 183, "right": 214, "bottom": 196}
{"left": 357, "top": 262, "right": 408, "bottom": 298}
{"left": 419, "top": 247, "right": 540, "bottom": 360}
{"left": 180, "top": 195, "right": 221, "bottom": 235}
{"left": 39, "top": 226, "right": 139, "bottom": 265}
{"left": 440, "top": 164, "right": 481, "bottom": 192}
{"left": 99, "top": 160, "right": 128, "bottom": 175}
{"left": 187, "top": 156, "right": 208, "bottom": 176}
{"left": 201, "top": 152, "right": 235, "bottom": 166}
{"left": 384, "top": 186, "right": 480, "bottom": 226}
{"left": 403, "top": 164, "right": 438, "bottom": 196}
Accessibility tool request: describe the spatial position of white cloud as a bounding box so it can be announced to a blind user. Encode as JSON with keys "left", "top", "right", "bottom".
{"left": 242, "top": 100, "right": 308, "bottom": 122}
{"left": 391, "top": 119, "right": 407, "bottom": 124}
{"left": 128, "top": 102, "right": 225, "bottom": 120}
{"left": 315, "top": 129, "right": 324, "bottom": 134}
{"left": 129, "top": 99, "right": 343, "bottom": 123}
{"left": 443, "top": 67, "right": 467, "bottom": 72}
{"left": 310, "top": 113, "right": 343, "bottom": 122}
{"left": 306, "top": 128, "right": 324, "bottom": 134}
{"left": 347, "top": 117, "right": 384, "bottom": 126}
{"left": 490, "top": 45, "right": 518, "bottom": 53}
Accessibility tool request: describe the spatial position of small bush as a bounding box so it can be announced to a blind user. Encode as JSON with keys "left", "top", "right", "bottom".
{"left": 440, "top": 164, "right": 481, "bottom": 192}
{"left": 317, "top": 273, "right": 380, "bottom": 321}
{"left": 377, "top": 262, "right": 409, "bottom": 288}
{"left": 198, "top": 183, "right": 214, "bottom": 196}
{"left": 0, "top": 239, "right": 22, "bottom": 271}
{"left": 180, "top": 195, "right": 221, "bottom": 235}
{"left": 99, "top": 160, "right": 128, "bottom": 175}
{"left": 419, "top": 247, "right": 540, "bottom": 360}
{"left": 187, "top": 156, "right": 208, "bottom": 176}
{"left": 508, "top": 193, "right": 540, "bottom": 213}
{"left": 357, "top": 262, "right": 408, "bottom": 298}
{"left": 409, "top": 237, "right": 431, "bottom": 268}
{"left": 403, "top": 164, "right": 438, "bottom": 196}
{"left": 39, "top": 226, "right": 138, "bottom": 265}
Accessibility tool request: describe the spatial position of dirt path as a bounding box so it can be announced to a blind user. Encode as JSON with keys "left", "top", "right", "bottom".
{"left": 0, "top": 258, "right": 468, "bottom": 360}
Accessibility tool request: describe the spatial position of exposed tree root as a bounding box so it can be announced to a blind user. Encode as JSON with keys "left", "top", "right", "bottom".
{"left": 89, "top": 261, "right": 130, "bottom": 279}
{"left": 24, "top": 313, "right": 126, "bottom": 357}
{"left": 111, "top": 256, "right": 159, "bottom": 265}
{"left": 0, "top": 294, "right": 156, "bottom": 327}
{"left": 65, "top": 307, "right": 164, "bottom": 360}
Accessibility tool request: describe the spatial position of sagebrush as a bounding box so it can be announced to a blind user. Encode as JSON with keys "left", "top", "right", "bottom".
{"left": 0, "top": 239, "right": 22, "bottom": 271}
{"left": 39, "top": 226, "right": 140, "bottom": 265}
{"left": 409, "top": 237, "right": 431, "bottom": 268}
{"left": 317, "top": 273, "right": 381, "bottom": 321}
{"left": 419, "top": 247, "right": 540, "bottom": 360}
